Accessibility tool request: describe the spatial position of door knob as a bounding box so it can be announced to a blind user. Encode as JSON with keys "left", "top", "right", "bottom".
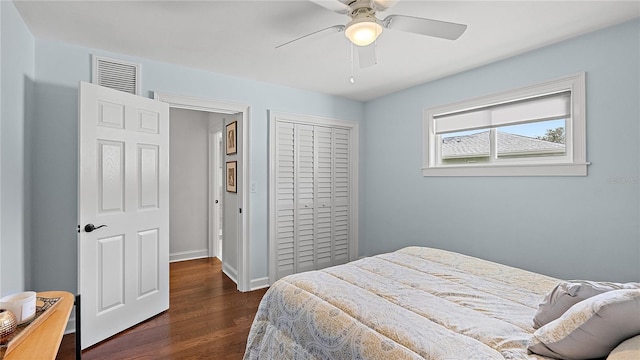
{"left": 84, "top": 224, "right": 107, "bottom": 233}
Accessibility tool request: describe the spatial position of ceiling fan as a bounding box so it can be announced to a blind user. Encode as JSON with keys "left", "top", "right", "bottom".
{"left": 276, "top": 0, "right": 468, "bottom": 69}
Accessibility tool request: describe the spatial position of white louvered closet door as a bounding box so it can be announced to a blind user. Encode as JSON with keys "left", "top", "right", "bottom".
{"left": 273, "top": 120, "right": 352, "bottom": 282}
{"left": 314, "top": 126, "right": 333, "bottom": 270}
{"left": 333, "top": 128, "right": 350, "bottom": 265}
{"left": 296, "top": 124, "right": 316, "bottom": 273}
{"left": 275, "top": 122, "right": 295, "bottom": 280}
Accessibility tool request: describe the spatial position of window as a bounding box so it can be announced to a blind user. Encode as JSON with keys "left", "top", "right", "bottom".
{"left": 423, "top": 73, "right": 588, "bottom": 176}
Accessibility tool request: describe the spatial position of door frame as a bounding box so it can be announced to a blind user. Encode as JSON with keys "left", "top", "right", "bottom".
{"left": 208, "top": 130, "right": 223, "bottom": 259}
{"left": 155, "top": 92, "right": 251, "bottom": 292}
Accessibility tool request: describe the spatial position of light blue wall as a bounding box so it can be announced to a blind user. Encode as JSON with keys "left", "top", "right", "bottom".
{"left": 363, "top": 19, "right": 640, "bottom": 282}
{"left": 5, "top": 8, "right": 638, "bottom": 297}
{"left": 31, "top": 39, "right": 364, "bottom": 293}
{"left": 0, "top": 0, "right": 35, "bottom": 296}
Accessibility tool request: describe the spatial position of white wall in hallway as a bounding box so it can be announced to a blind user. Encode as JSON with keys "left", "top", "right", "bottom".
{"left": 169, "top": 108, "right": 210, "bottom": 261}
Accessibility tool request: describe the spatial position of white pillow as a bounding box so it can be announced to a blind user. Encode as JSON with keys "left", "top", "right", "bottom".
{"left": 533, "top": 280, "right": 640, "bottom": 329}
{"left": 529, "top": 289, "right": 640, "bottom": 359}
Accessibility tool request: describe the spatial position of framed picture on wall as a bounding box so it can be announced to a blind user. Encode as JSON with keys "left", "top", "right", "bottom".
{"left": 226, "top": 121, "right": 237, "bottom": 155}
{"left": 226, "top": 161, "right": 237, "bottom": 193}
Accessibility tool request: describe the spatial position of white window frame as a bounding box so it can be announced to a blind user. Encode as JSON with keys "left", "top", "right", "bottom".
{"left": 423, "top": 73, "right": 588, "bottom": 176}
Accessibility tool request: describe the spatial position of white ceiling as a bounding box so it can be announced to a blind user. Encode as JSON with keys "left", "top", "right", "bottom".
{"left": 13, "top": 0, "right": 640, "bottom": 101}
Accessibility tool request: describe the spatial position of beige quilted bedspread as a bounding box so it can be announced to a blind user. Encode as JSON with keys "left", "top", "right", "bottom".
{"left": 244, "top": 247, "right": 560, "bottom": 360}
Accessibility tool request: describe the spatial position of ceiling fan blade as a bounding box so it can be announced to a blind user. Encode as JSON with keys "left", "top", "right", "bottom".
{"left": 276, "top": 25, "right": 345, "bottom": 49}
{"left": 383, "top": 15, "right": 467, "bottom": 40}
{"left": 357, "top": 43, "right": 377, "bottom": 68}
{"left": 372, "top": 0, "right": 399, "bottom": 12}
{"left": 309, "top": 0, "right": 350, "bottom": 15}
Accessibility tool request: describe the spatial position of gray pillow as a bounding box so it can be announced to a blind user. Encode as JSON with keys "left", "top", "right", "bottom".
{"left": 529, "top": 289, "right": 640, "bottom": 360}
{"left": 533, "top": 280, "right": 640, "bottom": 328}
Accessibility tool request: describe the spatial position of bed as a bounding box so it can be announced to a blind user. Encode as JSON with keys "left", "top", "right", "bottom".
{"left": 244, "top": 247, "right": 639, "bottom": 360}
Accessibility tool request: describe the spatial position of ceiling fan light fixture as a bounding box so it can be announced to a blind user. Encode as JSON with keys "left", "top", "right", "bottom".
{"left": 345, "top": 17, "right": 382, "bottom": 46}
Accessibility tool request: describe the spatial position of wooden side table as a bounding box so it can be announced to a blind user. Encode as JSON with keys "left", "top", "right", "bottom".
{"left": 4, "top": 291, "right": 74, "bottom": 360}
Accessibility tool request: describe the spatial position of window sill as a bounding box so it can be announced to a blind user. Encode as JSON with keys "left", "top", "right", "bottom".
{"left": 422, "top": 162, "right": 589, "bottom": 177}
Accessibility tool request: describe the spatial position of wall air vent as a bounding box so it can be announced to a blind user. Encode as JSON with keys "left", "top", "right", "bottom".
{"left": 92, "top": 55, "right": 141, "bottom": 95}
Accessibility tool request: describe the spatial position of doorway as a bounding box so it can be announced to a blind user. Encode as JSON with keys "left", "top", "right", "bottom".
{"left": 155, "top": 92, "right": 250, "bottom": 292}
{"left": 168, "top": 108, "right": 225, "bottom": 263}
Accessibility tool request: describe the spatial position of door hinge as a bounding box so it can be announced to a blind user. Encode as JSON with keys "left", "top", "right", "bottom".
{"left": 239, "top": 208, "right": 242, "bottom": 214}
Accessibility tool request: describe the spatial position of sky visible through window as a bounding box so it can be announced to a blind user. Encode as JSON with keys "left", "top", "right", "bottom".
{"left": 442, "top": 119, "right": 565, "bottom": 139}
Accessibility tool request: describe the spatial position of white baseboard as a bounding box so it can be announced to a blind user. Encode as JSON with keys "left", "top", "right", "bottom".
{"left": 250, "top": 277, "right": 269, "bottom": 291}
{"left": 169, "top": 249, "right": 209, "bottom": 263}
{"left": 222, "top": 263, "right": 238, "bottom": 284}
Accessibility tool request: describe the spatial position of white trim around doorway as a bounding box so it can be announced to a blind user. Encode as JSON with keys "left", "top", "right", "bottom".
{"left": 154, "top": 92, "right": 251, "bottom": 292}
{"left": 208, "top": 130, "right": 223, "bottom": 260}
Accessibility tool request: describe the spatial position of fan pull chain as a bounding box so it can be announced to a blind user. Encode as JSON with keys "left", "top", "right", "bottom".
{"left": 350, "top": 43, "right": 355, "bottom": 84}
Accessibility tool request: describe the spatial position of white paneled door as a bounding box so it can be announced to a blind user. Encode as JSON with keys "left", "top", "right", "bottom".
{"left": 78, "top": 82, "right": 169, "bottom": 349}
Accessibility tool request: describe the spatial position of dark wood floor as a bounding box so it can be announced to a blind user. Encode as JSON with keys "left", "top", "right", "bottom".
{"left": 56, "top": 258, "right": 268, "bottom": 360}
